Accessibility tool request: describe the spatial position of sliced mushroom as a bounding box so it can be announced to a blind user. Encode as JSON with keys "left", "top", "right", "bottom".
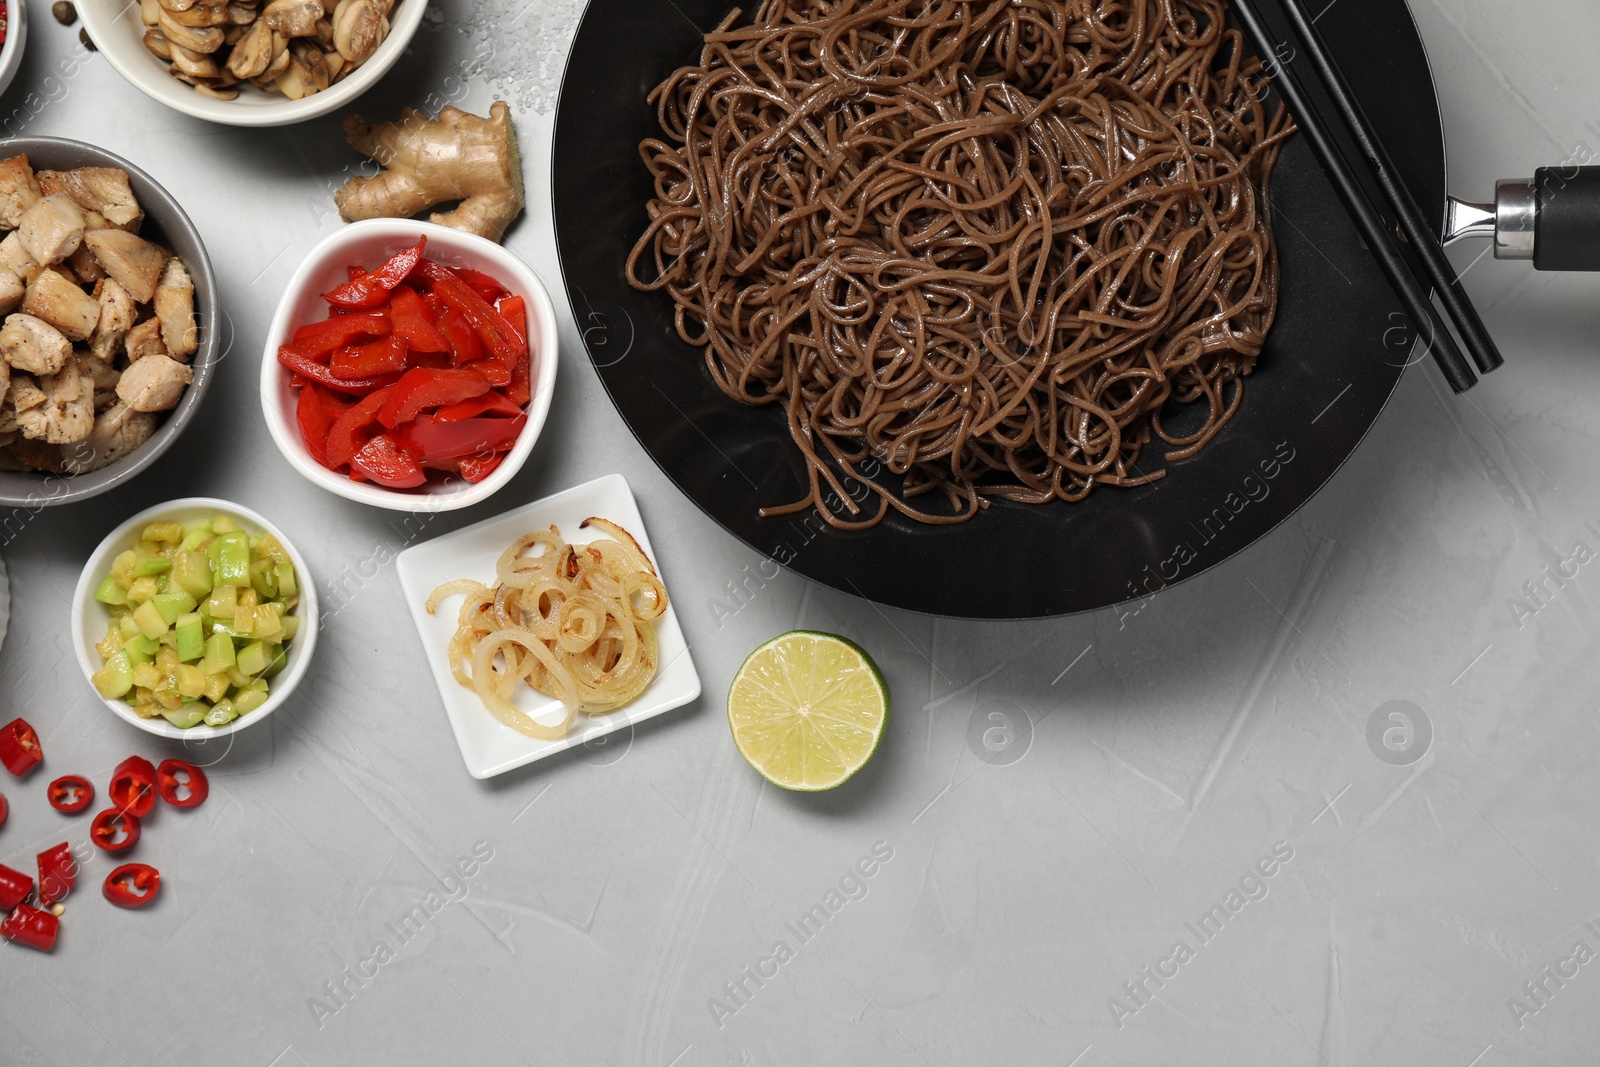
{"left": 195, "top": 83, "right": 240, "bottom": 100}
{"left": 17, "top": 194, "right": 86, "bottom": 266}
{"left": 0, "top": 314, "right": 71, "bottom": 375}
{"left": 140, "top": 0, "right": 161, "bottom": 26}
{"left": 330, "top": 0, "right": 378, "bottom": 62}
{"left": 275, "top": 42, "right": 330, "bottom": 99}
{"left": 227, "top": 2, "right": 255, "bottom": 23}
{"left": 161, "top": 0, "right": 229, "bottom": 26}
{"left": 154, "top": 257, "right": 197, "bottom": 359}
{"left": 143, "top": 28, "right": 172, "bottom": 59}
{"left": 158, "top": 12, "right": 225, "bottom": 52}
{"left": 226, "top": 18, "right": 272, "bottom": 78}
{"left": 24, "top": 267, "right": 102, "bottom": 341}
{"left": 0, "top": 155, "right": 42, "bottom": 231}
{"left": 83, "top": 229, "right": 166, "bottom": 302}
{"left": 263, "top": 0, "right": 321, "bottom": 36}
{"left": 168, "top": 42, "right": 222, "bottom": 78}
{"left": 159, "top": 0, "right": 201, "bottom": 12}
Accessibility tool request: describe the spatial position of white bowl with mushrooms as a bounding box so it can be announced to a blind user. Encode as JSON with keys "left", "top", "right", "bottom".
{"left": 0, "top": 138, "right": 217, "bottom": 507}
{"left": 77, "top": 0, "right": 427, "bottom": 127}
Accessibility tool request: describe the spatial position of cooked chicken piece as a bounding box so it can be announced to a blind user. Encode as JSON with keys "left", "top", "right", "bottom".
{"left": 83, "top": 351, "right": 121, "bottom": 411}
{"left": 16, "top": 355, "right": 93, "bottom": 443}
{"left": 116, "top": 353, "right": 191, "bottom": 412}
{"left": 124, "top": 318, "right": 167, "bottom": 363}
{"left": 154, "top": 257, "right": 197, "bottom": 359}
{"left": 83, "top": 230, "right": 166, "bottom": 303}
{"left": 67, "top": 245, "right": 106, "bottom": 284}
{"left": 0, "top": 391, "right": 16, "bottom": 435}
{"left": 0, "top": 156, "right": 42, "bottom": 231}
{"left": 8, "top": 438, "right": 65, "bottom": 473}
{"left": 0, "top": 268, "right": 22, "bottom": 315}
{"left": 24, "top": 268, "right": 102, "bottom": 341}
{"left": 55, "top": 168, "right": 143, "bottom": 231}
{"left": 0, "top": 349, "right": 8, "bottom": 400}
{"left": 90, "top": 278, "right": 137, "bottom": 362}
{"left": 60, "top": 401, "right": 157, "bottom": 473}
{"left": 0, "top": 313, "right": 72, "bottom": 375}
{"left": 17, "top": 194, "right": 86, "bottom": 266}
{"left": 0, "top": 232, "right": 40, "bottom": 284}
{"left": 9, "top": 372, "right": 44, "bottom": 414}
{"left": 34, "top": 170, "right": 66, "bottom": 198}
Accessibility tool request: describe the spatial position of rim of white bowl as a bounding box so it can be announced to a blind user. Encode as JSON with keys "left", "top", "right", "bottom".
{"left": 0, "top": 0, "right": 29, "bottom": 101}
{"left": 78, "top": 0, "right": 428, "bottom": 127}
{"left": 259, "top": 218, "right": 561, "bottom": 513}
{"left": 71, "top": 497, "right": 320, "bottom": 740}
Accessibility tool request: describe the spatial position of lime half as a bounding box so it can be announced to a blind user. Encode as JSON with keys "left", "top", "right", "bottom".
{"left": 728, "top": 631, "right": 889, "bottom": 791}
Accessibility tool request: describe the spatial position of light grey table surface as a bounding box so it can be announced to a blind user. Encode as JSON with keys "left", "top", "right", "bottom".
{"left": 3, "top": 1, "right": 1600, "bottom": 1064}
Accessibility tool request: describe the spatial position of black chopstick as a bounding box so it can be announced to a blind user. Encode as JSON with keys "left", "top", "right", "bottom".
{"left": 1276, "top": 0, "right": 1503, "bottom": 376}
{"left": 1228, "top": 0, "right": 1479, "bottom": 393}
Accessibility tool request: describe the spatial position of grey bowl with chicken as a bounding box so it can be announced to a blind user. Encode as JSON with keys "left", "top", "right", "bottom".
{"left": 0, "top": 137, "right": 217, "bottom": 507}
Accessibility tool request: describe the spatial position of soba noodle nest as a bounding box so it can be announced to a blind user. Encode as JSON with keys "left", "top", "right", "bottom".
{"left": 628, "top": 0, "right": 1295, "bottom": 526}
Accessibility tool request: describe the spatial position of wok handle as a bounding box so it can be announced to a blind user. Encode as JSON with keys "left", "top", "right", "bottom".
{"left": 1532, "top": 167, "right": 1600, "bottom": 271}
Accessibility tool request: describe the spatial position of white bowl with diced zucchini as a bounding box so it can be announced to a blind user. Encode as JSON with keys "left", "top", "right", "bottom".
{"left": 71, "top": 497, "right": 318, "bottom": 738}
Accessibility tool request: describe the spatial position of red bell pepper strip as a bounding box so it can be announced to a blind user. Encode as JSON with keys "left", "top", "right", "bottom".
{"left": 323, "top": 237, "right": 426, "bottom": 309}
{"left": 90, "top": 808, "right": 140, "bottom": 853}
{"left": 398, "top": 414, "right": 526, "bottom": 464}
{"left": 290, "top": 310, "right": 391, "bottom": 357}
{"left": 436, "top": 391, "right": 525, "bottom": 421}
{"left": 497, "top": 295, "right": 532, "bottom": 405}
{"left": 418, "top": 261, "right": 523, "bottom": 367}
{"left": 104, "top": 863, "right": 161, "bottom": 908}
{"left": 296, "top": 383, "right": 334, "bottom": 466}
{"left": 156, "top": 759, "right": 208, "bottom": 809}
{"left": 377, "top": 368, "right": 489, "bottom": 429}
{"left": 350, "top": 434, "right": 427, "bottom": 489}
{"left": 0, "top": 862, "right": 31, "bottom": 911}
{"left": 450, "top": 265, "right": 510, "bottom": 302}
{"left": 36, "top": 842, "right": 74, "bottom": 905}
{"left": 1, "top": 903, "right": 59, "bottom": 951}
{"left": 278, "top": 345, "right": 396, "bottom": 396}
{"left": 458, "top": 450, "right": 509, "bottom": 484}
{"left": 108, "top": 756, "right": 157, "bottom": 817}
{"left": 325, "top": 386, "right": 394, "bottom": 469}
{"left": 47, "top": 775, "right": 93, "bottom": 814}
{"left": 388, "top": 284, "right": 450, "bottom": 353}
{"left": 463, "top": 358, "right": 511, "bottom": 389}
{"left": 331, "top": 334, "right": 410, "bottom": 379}
{"left": 0, "top": 718, "right": 41, "bottom": 777}
{"left": 440, "top": 308, "right": 483, "bottom": 365}
{"left": 0, "top": 792, "right": 7, "bottom": 831}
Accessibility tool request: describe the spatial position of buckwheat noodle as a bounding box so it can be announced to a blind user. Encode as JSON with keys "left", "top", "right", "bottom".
{"left": 627, "top": 0, "right": 1294, "bottom": 527}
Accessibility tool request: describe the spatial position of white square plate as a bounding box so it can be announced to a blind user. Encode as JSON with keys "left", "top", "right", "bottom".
{"left": 396, "top": 473, "right": 701, "bottom": 778}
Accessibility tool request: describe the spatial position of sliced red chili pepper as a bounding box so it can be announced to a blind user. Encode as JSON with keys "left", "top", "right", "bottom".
{"left": 0, "top": 862, "right": 31, "bottom": 911}
{"left": 156, "top": 759, "right": 208, "bottom": 809}
{"left": 90, "top": 808, "right": 140, "bottom": 853}
{"left": 458, "top": 450, "right": 509, "bottom": 484}
{"left": 36, "top": 842, "right": 74, "bottom": 905}
{"left": 388, "top": 284, "right": 450, "bottom": 353}
{"left": 108, "top": 755, "right": 157, "bottom": 817}
{"left": 398, "top": 413, "right": 526, "bottom": 465}
{"left": 0, "top": 903, "right": 59, "bottom": 951}
{"left": 325, "top": 386, "right": 394, "bottom": 469}
{"left": 0, "top": 718, "right": 42, "bottom": 777}
{"left": 278, "top": 344, "right": 397, "bottom": 396}
{"left": 435, "top": 391, "right": 525, "bottom": 421}
{"left": 323, "top": 237, "right": 426, "bottom": 309}
{"left": 350, "top": 434, "right": 427, "bottom": 489}
{"left": 377, "top": 368, "right": 490, "bottom": 429}
{"left": 47, "top": 775, "right": 93, "bottom": 814}
{"left": 104, "top": 863, "right": 162, "bottom": 908}
{"left": 290, "top": 310, "right": 391, "bottom": 357}
{"left": 331, "top": 333, "right": 410, "bottom": 379}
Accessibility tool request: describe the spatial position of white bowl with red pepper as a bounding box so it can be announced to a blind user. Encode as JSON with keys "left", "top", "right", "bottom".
{"left": 259, "top": 219, "right": 560, "bottom": 512}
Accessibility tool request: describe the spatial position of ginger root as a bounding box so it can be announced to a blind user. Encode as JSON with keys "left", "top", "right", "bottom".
{"left": 334, "top": 101, "right": 525, "bottom": 243}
